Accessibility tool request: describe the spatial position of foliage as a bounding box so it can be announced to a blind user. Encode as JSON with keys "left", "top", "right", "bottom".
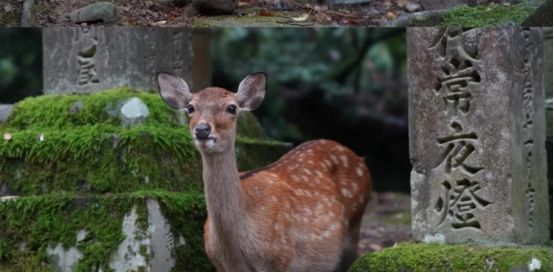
{"left": 0, "top": 28, "right": 42, "bottom": 103}
{"left": 211, "top": 28, "right": 407, "bottom": 142}
{"left": 349, "top": 242, "right": 553, "bottom": 272}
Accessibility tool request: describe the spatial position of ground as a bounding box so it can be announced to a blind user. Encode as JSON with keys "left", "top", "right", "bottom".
{"left": 358, "top": 191, "right": 411, "bottom": 254}
{"left": 0, "top": 0, "right": 538, "bottom": 27}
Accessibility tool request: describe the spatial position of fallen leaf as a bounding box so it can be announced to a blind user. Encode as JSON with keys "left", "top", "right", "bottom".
{"left": 259, "top": 10, "right": 274, "bottom": 17}
{"left": 385, "top": 11, "right": 396, "bottom": 20}
{"left": 291, "top": 13, "right": 310, "bottom": 22}
{"left": 153, "top": 20, "right": 167, "bottom": 26}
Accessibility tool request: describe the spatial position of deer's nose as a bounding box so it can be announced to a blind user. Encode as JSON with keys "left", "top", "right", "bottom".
{"left": 195, "top": 123, "right": 212, "bottom": 140}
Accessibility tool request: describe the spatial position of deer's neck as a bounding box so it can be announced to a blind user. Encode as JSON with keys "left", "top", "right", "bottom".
{"left": 201, "top": 145, "right": 249, "bottom": 243}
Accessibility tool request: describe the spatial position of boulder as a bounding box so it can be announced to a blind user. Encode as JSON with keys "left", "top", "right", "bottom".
{"left": 69, "top": 2, "right": 118, "bottom": 23}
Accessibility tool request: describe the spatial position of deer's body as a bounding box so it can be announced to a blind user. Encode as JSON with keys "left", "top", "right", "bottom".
{"left": 157, "top": 72, "right": 371, "bottom": 271}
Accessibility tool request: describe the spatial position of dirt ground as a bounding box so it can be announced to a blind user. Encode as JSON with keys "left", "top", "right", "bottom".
{"left": 358, "top": 191, "right": 412, "bottom": 254}
{"left": 1, "top": 0, "right": 424, "bottom": 27}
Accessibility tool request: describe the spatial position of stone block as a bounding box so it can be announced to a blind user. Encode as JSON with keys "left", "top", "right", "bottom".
{"left": 43, "top": 27, "right": 193, "bottom": 94}
{"left": 408, "top": 27, "right": 549, "bottom": 245}
{"left": 0, "top": 192, "right": 213, "bottom": 271}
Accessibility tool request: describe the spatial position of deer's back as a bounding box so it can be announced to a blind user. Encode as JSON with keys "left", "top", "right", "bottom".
{"left": 239, "top": 139, "right": 371, "bottom": 270}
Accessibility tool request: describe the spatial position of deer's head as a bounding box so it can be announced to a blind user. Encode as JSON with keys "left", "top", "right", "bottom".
{"left": 157, "top": 72, "right": 266, "bottom": 154}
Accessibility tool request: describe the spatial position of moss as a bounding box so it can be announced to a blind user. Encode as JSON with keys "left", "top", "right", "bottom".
{"left": 349, "top": 242, "right": 553, "bottom": 272}
{"left": 0, "top": 88, "right": 289, "bottom": 271}
{"left": 0, "top": 88, "right": 290, "bottom": 195}
{"left": 0, "top": 190, "right": 210, "bottom": 271}
{"left": 442, "top": 4, "right": 533, "bottom": 27}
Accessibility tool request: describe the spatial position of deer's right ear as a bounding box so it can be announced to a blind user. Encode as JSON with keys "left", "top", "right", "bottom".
{"left": 157, "top": 72, "right": 192, "bottom": 110}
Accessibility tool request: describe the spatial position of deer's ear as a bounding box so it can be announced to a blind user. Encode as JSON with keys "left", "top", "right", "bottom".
{"left": 157, "top": 72, "right": 192, "bottom": 110}
{"left": 236, "top": 72, "right": 266, "bottom": 111}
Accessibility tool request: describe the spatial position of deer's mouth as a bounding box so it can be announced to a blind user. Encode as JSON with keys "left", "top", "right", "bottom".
{"left": 194, "top": 137, "right": 217, "bottom": 149}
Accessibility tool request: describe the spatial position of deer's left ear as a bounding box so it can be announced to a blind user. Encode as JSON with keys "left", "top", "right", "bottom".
{"left": 236, "top": 72, "right": 266, "bottom": 111}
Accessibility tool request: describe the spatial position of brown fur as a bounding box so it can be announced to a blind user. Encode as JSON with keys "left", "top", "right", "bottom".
{"left": 158, "top": 74, "right": 371, "bottom": 271}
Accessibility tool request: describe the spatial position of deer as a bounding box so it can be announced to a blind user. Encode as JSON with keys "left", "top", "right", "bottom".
{"left": 157, "top": 72, "right": 371, "bottom": 271}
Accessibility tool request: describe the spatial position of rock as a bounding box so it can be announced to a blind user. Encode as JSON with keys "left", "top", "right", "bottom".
{"left": 69, "top": 2, "right": 118, "bottom": 23}
{"left": 68, "top": 100, "right": 84, "bottom": 114}
{"left": 4, "top": 4, "right": 13, "bottom": 13}
{"left": 192, "top": 0, "right": 236, "bottom": 15}
{"left": 119, "top": 97, "right": 149, "bottom": 126}
{"left": 350, "top": 243, "right": 553, "bottom": 271}
{"left": 419, "top": 0, "right": 465, "bottom": 10}
{"left": 408, "top": 27, "right": 549, "bottom": 245}
{"left": 0, "top": 104, "right": 14, "bottom": 123}
{"left": 46, "top": 243, "right": 84, "bottom": 271}
{"left": 42, "top": 27, "right": 193, "bottom": 94}
{"left": 110, "top": 199, "right": 176, "bottom": 271}
{"left": 404, "top": 2, "right": 421, "bottom": 13}
{"left": 522, "top": 0, "right": 552, "bottom": 27}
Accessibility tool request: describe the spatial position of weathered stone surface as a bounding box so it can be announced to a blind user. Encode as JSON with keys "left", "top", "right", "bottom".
{"left": 69, "top": 2, "right": 117, "bottom": 23}
{"left": 119, "top": 97, "right": 150, "bottom": 126}
{"left": 43, "top": 27, "right": 193, "bottom": 94}
{"left": 408, "top": 27, "right": 549, "bottom": 245}
{"left": 46, "top": 243, "right": 84, "bottom": 271}
{"left": 0, "top": 104, "right": 13, "bottom": 123}
{"left": 110, "top": 199, "right": 178, "bottom": 271}
{"left": 192, "top": 0, "right": 236, "bottom": 15}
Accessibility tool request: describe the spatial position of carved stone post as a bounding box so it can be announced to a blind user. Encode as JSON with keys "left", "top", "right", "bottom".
{"left": 43, "top": 27, "right": 193, "bottom": 94}
{"left": 408, "top": 27, "right": 549, "bottom": 245}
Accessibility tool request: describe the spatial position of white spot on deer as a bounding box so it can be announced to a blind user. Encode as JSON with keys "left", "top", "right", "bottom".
{"left": 302, "top": 176, "right": 309, "bottom": 182}
{"left": 340, "top": 155, "right": 348, "bottom": 167}
{"left": 324, "top": 159, "right": 332, "bottom": 168}
{"left": 352, "top": 183, "right": 359, "bottom": 191}
{"left": 271, "top": 196, "right": 278, "bottom": 202}
{"left": 292, "top": 175, "right": 300, "bottom": 182}
{"left": 330, "top": 155, "right": 338, "bottom": 164}
{"left": 356, "top": 167, "right": 364, "bottom": 177}
{"left": 304, "top": 168, "right": 312, "bottom": 175}
{"left": 315, "top": 170, "right": 323, "bottom": 178}
{"left": 341, "top": 188, "right": 352, "bottom": 198}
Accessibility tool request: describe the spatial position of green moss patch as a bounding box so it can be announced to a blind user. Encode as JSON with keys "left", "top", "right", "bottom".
{"left": 0, "top": 190, "right": 212, "bottom": 271}
{"left": 349, "top": 242, "right": 553, "bottom": 272}
{"left": 0, "top": 88, "right": 290, "bottom": 195}
{"left": 442, "top": 4, "right": 533, "bottom": 27}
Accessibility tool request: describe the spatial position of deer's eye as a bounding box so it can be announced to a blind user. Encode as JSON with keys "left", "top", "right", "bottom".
{"left": 186, "top": 104, "right": 195, "bottom": 114}
{"left": 226, "top": 105, "right": 237, "bottom": 114}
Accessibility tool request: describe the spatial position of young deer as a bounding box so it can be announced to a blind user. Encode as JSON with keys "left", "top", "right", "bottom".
{"left": 157, "top": 72, "right": 371, "bottom": 271}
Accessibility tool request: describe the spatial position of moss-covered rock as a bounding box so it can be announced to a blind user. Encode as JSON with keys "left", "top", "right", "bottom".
{"left": 0, "top": 88, "right": 290, "bottom": 196}
{"left": 0, "top": 190, "right": 213, "bottom": 271}
{"left": 349, "top": 242, "right": 553, "bottom": 272}
{"left": 0, "top": 88, "right": 291, "bottom": 271}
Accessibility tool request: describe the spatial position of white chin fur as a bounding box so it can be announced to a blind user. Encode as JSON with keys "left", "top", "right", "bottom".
{"left": 195, "top": 139, "right": 216, "bottom": 150}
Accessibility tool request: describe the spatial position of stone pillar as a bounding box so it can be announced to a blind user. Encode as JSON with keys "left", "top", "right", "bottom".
{"left": 43, "top": 27, "right": 193, "bottom": 94}
{"left": 408, "top": 27, "right": 549, "bottom": 245}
